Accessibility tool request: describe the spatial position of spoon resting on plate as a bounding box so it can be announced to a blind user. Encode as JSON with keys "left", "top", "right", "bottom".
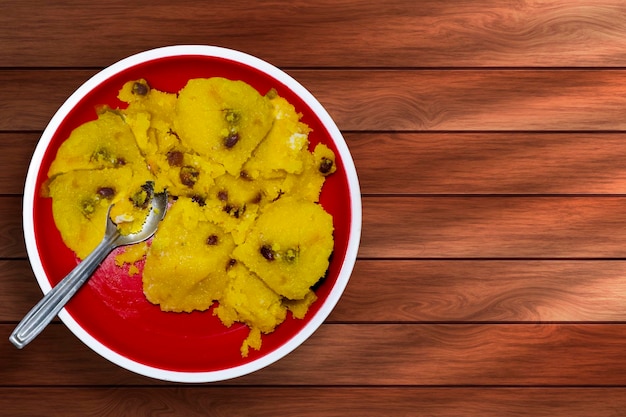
{"left": 9, "top": 187, "right": 168, "bottom": 349}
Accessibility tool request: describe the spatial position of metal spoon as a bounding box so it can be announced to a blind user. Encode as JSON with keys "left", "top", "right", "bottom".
{"left": 9, "top": 189, "right": 168, "bottom": 349}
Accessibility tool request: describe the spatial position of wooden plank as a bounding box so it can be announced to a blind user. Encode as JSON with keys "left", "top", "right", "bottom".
{"left": 349, "top": 132, "right": 626, "bottom": 195}
{"left": 293, "top": 70, "right": 626, "bottom": 131}
{"left": 3, "top": 323, "right": 626, "bottom": 386}
{"left": 9, "top": 131, "right": 626, "bottom": 196}
{"left": 0, "top": 133, "right": 38, "bottom": 195}
{"left": 5, "top": 70, "right": 626, "bottom": 132}
{"left": 11, "top": 196, "right": 626, "bottom": 259}
{"left": 237, "top": 324, "right": 626, "bottom": 386}
{"left": 329, "top": 260, "right": 626, "bottom": 322}
{"left": 3, "top": 387, "right": 626, "bottom": 417}
{"left": 0, "top": 261, "right": 44, "bottom": 322}
{"left": 3, "top": 1, "right": 626, "bottom": 68}
{"left": 7, "top": 259, "right": 626, "bottom": 323}
{"left": 0, "top": 324, "right": 151, "bottom": 386}
{"left": 0, "top": 197, "right": 27, "bottom": 259}
{"left": 361, "top": 196, "right": 626, "bottom": 259}
{"left": 0, "top": 70, "right": 97, "bottom": 132}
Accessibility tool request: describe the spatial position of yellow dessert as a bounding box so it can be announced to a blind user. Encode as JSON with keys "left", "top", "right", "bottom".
{"left": 175, "top": 77, "right": 274, "bottom": 176}
{"left": 48, "top": 110, "right": 148, "bottom": 178}
{"left": 143, "top": 197, "right": 235, "bottom": 312}
{"left": 44, "top": 76, "right": 336, "bottom": 356}
{"left": 232, "top": 197, "right": 334, "bottom": 300}
{"left": 46, "top": 166, "right": 154, "bottom": 259}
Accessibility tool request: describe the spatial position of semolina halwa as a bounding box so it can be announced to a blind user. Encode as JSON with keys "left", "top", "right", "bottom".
{"left": 44, "top": 77, "right": 336, "bottom": 356}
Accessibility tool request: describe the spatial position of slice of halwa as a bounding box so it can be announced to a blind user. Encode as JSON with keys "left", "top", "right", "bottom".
{"left": 46, "top": 166, "right": 141, "bottom": 259}
{"left": 214, "top": 262, "right": 287, "bottom": 357}
{"left": 142, "top": 197, "right": 235, "bottom": 312}
{"left": 117, "top": 79, "right": 179, "bottom": 157}
{"left": 47, "top": 111, "right": 146, "bottom": 178}
{"left": 175, "top": 77, "right": 274, "bottom": 175}
{"left": 283, "top": 289, "right": 318, "bottom": 319}
{"left": 233, "top": 197, "right": 334, "bottom": 300}
{"left": 282, "top": 143, "right": 336, "bottom": 203}
{"left": 243, "top": 94, "right": 311, "bottom": 179}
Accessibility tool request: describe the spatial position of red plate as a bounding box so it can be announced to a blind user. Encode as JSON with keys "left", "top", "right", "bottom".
{"left": 22, "top": 45, "right": 361, "bottom": 382}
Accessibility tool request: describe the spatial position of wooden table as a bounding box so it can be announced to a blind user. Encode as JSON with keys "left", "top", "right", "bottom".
{"left": 3, "top": 1, "right": 626, "bottom": 415}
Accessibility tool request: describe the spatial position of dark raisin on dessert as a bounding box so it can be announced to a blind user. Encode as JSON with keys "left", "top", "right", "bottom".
{"left": 167, "top": 150, "right": 184, "bottom": 167}
{"left": 96, "top": 187, "right": 115, "bottom": 199}
{"left": 206, "top": 234, "right": 219, "bottom": 245}
{"left": 179, "top": 166, "right": 199, "bottom": 187}
{"left": 217, "top": 190, "right": 228, "bottom": 201}
{"left": 226, "top": 258, "right": 237, "bottom": 271}
{"left": 260, "top": 244, "right": 276, "bottom": 261}
{"left": 224, "top": 132, "right": 239, "bottom": 149}
{"left": 191, "top": 195, "right": 206, "bottom": 206}
{"left": 223, "top": 204, "right": 245, "bottom": 219}
{"left": 319, "top": 157, "right": 334, "bottom": 175}
{"left": 132, "top": 81, "right": 150, "bottom": 96}
{"left": 239, "top": 170, "right": 253, "bottom": 181}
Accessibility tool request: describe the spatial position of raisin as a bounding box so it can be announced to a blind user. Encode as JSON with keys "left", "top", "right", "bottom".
{"left": 191, "top": 195, "right": 206, "bottom": 206}
{"left": 319, "top": 157, "right": 334, "bottom": 175}
{"left": 226, "top": 258, "right": 237, "bottom": 270}
{"left": 206, "top": 234, "right": 219, "bottom": 245}
{"left": 180, "top": 166, "right": 199, "bottom": 187}
{"left": 132, "top": 81, "right": 149, "bottom": 96}
{"left": 260, "top": 245, "right": 276, "bottom": 261}
{"left": 224, "top": 132, "right": 239, "bottom": 148}
{"left": 116, "top": 157, "right": 127, "bottom": 166}
{"left": 251, "top": 192, "right": 262, "bottom": 204}
{"left": 167, "top": 150, "right": 184, "bottom": 167}
{"left": 217, "top": 190, "right": 228, "bottom": 201}
{"left": 239, "top": 170, "right": 253, "bottom": 181}
{"left": 96, "top": 187, "right": 115, "bottom": 199}
{"left": 223, "top": 204, "right": 244, "bottom": 218}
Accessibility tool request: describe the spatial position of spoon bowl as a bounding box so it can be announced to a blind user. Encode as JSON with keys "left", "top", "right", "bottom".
{"left": 10, "top": 189, "right": 168, "bottom": 349}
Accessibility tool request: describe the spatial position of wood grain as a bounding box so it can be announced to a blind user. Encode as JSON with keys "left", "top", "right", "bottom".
{"left": 0, "top": 261, "right": 43, "bottom": 322}
{"left": 6, "top": 259, "right": 626, "bottom": 323}
{"left": 349, "top": 132, "right": 626, "bottom": 195}
{"left": 8, "top": 132, "right": 626, "bottom": 196}
{"left": 362, "top": 196, "right": 626, "bottom": 258}
{"left": 5, "top": 70, "right": 626, "bottom": 132}
{"left": 3, "top": 0, "right": 626, "bottom": 68}
{"left": 224, "top": 324, "right": 626, "bottom": 386}
{"left": 0, "top": 197, "right": 27, "bottom": 259}
{"left": 2, "top": 387, "right": 626, "bottom": 417}
{"left": 0, "top": 134, "right": 37, "bottom": 195}
{"left": 3, "top": 323, "right": 626, "bottom": 386}
{"left": 293, "top": 70, "right": 626, "bottom": 131}
{"left": 330, "top": 260, "right": 626, "bottom": 322}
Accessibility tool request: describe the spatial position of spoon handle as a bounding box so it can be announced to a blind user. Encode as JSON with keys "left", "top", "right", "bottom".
{"left": 9, "top": 232, "right": 119, "bottom": 349}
